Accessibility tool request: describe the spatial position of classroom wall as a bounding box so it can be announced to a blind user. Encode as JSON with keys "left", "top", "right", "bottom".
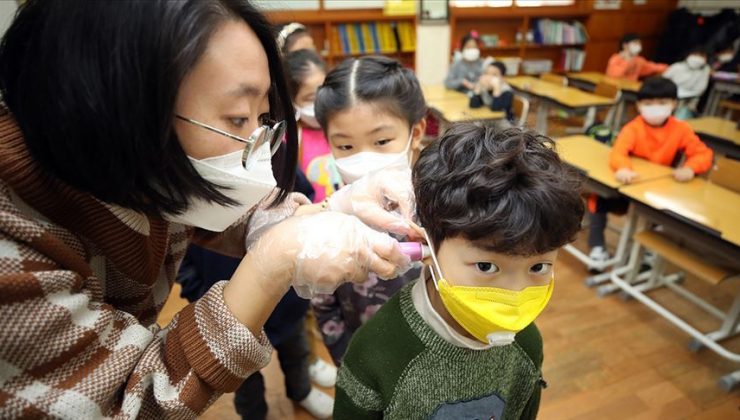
{"left": 0, "top": 1, "right": 19, "bottom": 38}
{"left": 416, "top": 24, "right": 451, "bottom": 85}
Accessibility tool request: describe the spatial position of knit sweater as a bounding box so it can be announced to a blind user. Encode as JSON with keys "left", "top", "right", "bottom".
{"left": 0, "top": 108, "right": 273, "bottom": 418}
{"left": 609, "top": 116, "right": 714, "bottom": 174}
{"left": 334, "top": 281, "right": 543, "bottom": 420}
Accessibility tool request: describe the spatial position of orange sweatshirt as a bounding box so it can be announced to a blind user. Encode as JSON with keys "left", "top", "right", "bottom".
{"left": 605, "top": 53, "right": 668, "bottom": 81}
{"left": 609, "top": 116, "right": 714, "bottom": 174}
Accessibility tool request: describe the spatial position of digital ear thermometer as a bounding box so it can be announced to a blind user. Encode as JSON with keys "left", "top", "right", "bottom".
{"left": 399, "top": 242, "right": 431, "bottom": 262}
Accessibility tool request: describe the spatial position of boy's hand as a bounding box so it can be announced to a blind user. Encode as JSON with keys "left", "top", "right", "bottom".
{"left": 615, "top": 168, "right": 639, "bottom": 184}
{"left": 673, "top": 167, "right": 695, "bottom": 182}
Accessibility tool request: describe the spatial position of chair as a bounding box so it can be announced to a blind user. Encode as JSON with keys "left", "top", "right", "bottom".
{"left": 512, "top": 95, "right": 530, "bottom": 128}
{"left": 709, "top": 156, "right": 740, "bottom": 194}
{"left": 719, "top": 99, "right": 740, "bottom": 120}
{"left": 540, "top": 73, "right": 567, "bottom": 86}
{"left": 562, "top": 81, "right": 622, "bottom": 134}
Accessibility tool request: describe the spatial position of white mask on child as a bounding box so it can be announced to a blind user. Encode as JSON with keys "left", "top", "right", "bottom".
{"left": 296, "top": 103, "right": 320, "bottom": 129}
{"left": 333, "top": 132, "right": 413, "bottom": 184}
{"left": 686, "top": 55, "right": 706, "bottom": 69}
{"left": 462, "top": 48, "right": 480, "bottom": 62}
{"left": 628, "top": 42, "right": 642, "bottom": 56}
{"left": 639, "top": 104, "right": 673, "bottom": 126}
{"left": 164, "top": 143, "right": 276, "bottom": 232}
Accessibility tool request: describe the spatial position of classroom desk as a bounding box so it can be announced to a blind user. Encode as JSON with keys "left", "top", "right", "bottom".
{"left": 567, "top": 72, "right": 641, "bottom": 130}
{"left": 422, "top": 85, "right": 506, "bottom": 124}
{"left": 704, "top": 73, "right": 740, "bottom": 116}
{"left": 620, "top": 177, "right": 740, "bottom": 249}
{"left": 507, "top": 76, "right": 615, "bottom": 134}
{"left": 687, "top": 117, "right": 740, "bottom": 159}
{"left": 556, "top": 135, "right": 674, "bottom": 280}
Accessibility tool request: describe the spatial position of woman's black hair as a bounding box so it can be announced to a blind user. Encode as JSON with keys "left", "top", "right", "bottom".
{"left": 0, "top": 0, "right": 297, "bottom": 216}
{"left": 314, "top": 56, "right": 426, "bottom": 130}
{"left": 284, "top": 49, "right": 326, "bottom": 101}
{"left": 637, "top": 77, "right": 678, "bottom": 101}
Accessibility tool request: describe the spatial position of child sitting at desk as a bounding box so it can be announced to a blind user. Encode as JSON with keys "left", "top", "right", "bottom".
{"left": 606, "top": 33, "right": 668, "bottom": 81}
{"left": 469, "top": 60, "right": 515, "bottom": 121}
{"left": 588, "top": 77, "right": 714, "bottom": 267}
{"left": 333, "top": 123, "right": 585, "bottom": 419}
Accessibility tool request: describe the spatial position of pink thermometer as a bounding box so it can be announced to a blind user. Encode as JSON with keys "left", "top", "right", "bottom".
{"left": 399, "top": 242, "right": 431, "bottom": 262}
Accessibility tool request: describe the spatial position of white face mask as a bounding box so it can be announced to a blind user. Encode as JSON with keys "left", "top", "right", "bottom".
{"left": 628, "top": 42, "right": 642, "bottom": 56}
{"left": 462, "top": 48, "right": 480, "bottom": 62}
{"left": 333, "top": 131, "right": 413, "bottom": 184}
{"left": 686, "top": 55, "right": 706, "bottom": 69}
{"left": 639, "top": 104, "right": 673, "bottom": 126}
{"left": 164, "top": 143, "right": 277, "bottom": 231}
{"left": 718, "top": 53, "right": 734, "bottom": 63}
{"left": 296, "top": 103, "right": 320, "bottom": 129}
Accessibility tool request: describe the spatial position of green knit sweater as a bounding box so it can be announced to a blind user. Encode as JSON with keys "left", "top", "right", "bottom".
{"left": 334, "top": 281, "right": 544, "bottom": 420}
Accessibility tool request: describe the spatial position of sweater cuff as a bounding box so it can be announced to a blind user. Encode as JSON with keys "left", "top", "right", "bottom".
{"left": 177, "top": 281, "right": 272, "bottom": 392}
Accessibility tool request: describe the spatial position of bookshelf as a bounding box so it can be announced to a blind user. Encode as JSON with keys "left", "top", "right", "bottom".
{"left": 449, "top": 0, "right": 678, "bottom": 75}
{"left": 264, "top": 7, "right": 416, "bottom": 69}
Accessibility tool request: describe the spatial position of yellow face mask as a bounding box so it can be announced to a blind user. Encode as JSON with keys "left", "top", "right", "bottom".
{"left": 423, "top": 229, "right": 554, "bottom": 346}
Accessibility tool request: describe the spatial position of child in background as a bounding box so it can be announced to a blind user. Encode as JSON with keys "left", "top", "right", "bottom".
{"left": 469, "top": 60, "right": 515, "bottom": 121}
{"left": 444, "top": 33, "right": 484, "bottom": 93}
{"left": 606, "top": 33, "right": 667, "bottom": 81}
{"left": 588, "top": 77, "right": 713, "bottom": 265}
{"left": 710, "top": 42, "right": 738, "bottom": 72}
{"left": 663, "top": 47, "right": 711, "bottom": 99}
{"left": 311, "top": 55, "right": 426, "bottom": 365}
{"left": 276, "top": 22, "right": 316, "bottom": 55}
{"left": 285, "top": 49, "right": 334, "bottom": 203}
{"left": 334, "top": 124, "right": 585, "bottom": 419}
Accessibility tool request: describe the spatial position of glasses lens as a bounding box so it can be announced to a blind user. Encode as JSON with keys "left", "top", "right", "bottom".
{"left": 269, "top": 120, "right": 286, "bottom": 156}
{"left": 242, "top": 127, "right": 268, "bottom": 170}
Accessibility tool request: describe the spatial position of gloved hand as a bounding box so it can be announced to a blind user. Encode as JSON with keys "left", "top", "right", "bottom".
{"left": 327, "top": 167, "right": 415, "bottom": 237}
{"left": 245, "top": 191, "right": 311, "bottom": 249}
{"left": 248, "top": 211, "right": 412, "bottom": 298}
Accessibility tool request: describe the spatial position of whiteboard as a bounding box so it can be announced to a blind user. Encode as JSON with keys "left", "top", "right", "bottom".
{"left": 251, "top": 0, "right": 320, "bottom": 11}
{"left": 324, "top": 0, "right": 386, "bottom": 10}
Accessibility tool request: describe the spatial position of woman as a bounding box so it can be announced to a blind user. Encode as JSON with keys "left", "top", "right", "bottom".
{"left": 0, "top": 1, "right": 412, "bottom": 418}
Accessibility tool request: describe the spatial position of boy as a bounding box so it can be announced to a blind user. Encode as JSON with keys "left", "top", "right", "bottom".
{"left": 470, "top": 60, "right": 515, "bottom": 121}
{"left": 606, "top": 33, "right": 667, "bottom": 81}
{"left": 333, "top": 124, "right": 585, "bottom": 419}
{"left": 588, "top": 77, "right": 713, "bottom": 265}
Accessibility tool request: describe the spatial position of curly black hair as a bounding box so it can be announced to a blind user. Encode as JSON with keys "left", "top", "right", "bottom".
{"left": 414, "top": 123, "right": 584, "bottom": 256}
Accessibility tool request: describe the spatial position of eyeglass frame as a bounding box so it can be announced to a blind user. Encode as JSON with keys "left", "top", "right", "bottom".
{"left": 175, "top": 114, "right": 286, "bottom": 170}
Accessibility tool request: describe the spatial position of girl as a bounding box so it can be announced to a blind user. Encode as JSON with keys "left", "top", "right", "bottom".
{"left": 277, "top": 22, "right": 316, "bottom": 54}
{"left": 285, "top": 48, "right": 335, "bottom": 203}
{"left": 444, "top": 32, "right": 484, "bottom": 93}
{"left": 311, "top": 56, "right": 426, "bottom": 365}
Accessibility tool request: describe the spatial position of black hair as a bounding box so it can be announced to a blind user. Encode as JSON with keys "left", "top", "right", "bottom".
{"left": 315, "top": 56, "right": 426, "bottom": 130}
{"left": 620, "top": 33, "right": 640, "bottom": 48}
{"left": 461, "top": 33, "right": 480, "bottom": 49}
{"left": 414, "top": 123, "right": 584, "bottom": 256}
{"left": 637, "top": 77, "right": 678, "bottom": 101}
{"left": 284, "top": 49, "right": 326, "bottom": 101}
{"left": 276, "top": 23, "right": 311, "bottom": 55}
{"left": 687, "top": 46, "right": 708, "bottom": 57}
{"left": 0, "top": 0, "right": 297, "bottom": 216}
{"left": 489, "top": 61, "right": 507, "bottom": 76}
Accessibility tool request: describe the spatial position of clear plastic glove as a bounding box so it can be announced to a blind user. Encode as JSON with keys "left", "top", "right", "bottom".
{"left": 328, "top": 167, "right": 415, "bottom": 237}
{"left": 245, "top": 190, "right": 311, "bottom": 249}
{"left": 248, "top": 211, "right": 412, "bottom": 298}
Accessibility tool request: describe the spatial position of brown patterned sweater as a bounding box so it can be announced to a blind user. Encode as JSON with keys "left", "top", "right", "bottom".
{"left": 0, "top": 108, "right": 273, "bottom": 418}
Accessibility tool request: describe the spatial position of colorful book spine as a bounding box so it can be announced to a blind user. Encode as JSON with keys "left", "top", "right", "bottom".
{"left": 369, "top": 22, "right": 381, "bottom": 53}
{"left": 353, "top": 23, "right": 365, "bottom": 54}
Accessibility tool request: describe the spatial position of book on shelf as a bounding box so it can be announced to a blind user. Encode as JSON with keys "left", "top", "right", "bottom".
{"left": 532, "top": 19, "right": 588, "bottom": 46}
{"left": 559, "top": 48, "right": 586, "bottom": 72}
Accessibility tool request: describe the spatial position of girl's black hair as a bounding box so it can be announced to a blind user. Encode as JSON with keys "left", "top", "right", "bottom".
{"left": 314, "top": 56, "right": 426, "bottom": 130}
{"left": 276, "top": 23, "right": 310, "bottom": 55}
{"left": 284, "top": 49, "right": 326, "bottom": 101}
{"left": 461, "top": 33, "right": 480, "bottom": 49}
{"left": 0, "top": 0, "right": 297, "bottom": 216}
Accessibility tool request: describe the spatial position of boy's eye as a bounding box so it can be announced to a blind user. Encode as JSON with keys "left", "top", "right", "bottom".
{"left": 337, "top": 145, "right": 353, "bottom": 151}
{"left": 475, "top": 262, "right": 499, "bottom": 274}
{"left": 375, "top": 138, "right": 393, "bottom": 146}
{"left": 530, "top": 263, "right": 553, "bottom": 275}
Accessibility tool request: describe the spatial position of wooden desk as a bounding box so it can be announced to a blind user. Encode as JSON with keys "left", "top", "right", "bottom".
{"left": 427, "top": 97, "right": 505, "bottom": 123}
{"left": 557, "top": 135, "right": 673, "bottom": 192}
{"left": 687, "top": 117, "right": 740, "bottom": 160}
{"left": 566, "top": 72, "right": 642, "bottom": 94}
{"left": 422, "top": 84, "right": 458, "bottom": 102}
{"left": 620, "top": 177, "right": 740, "bottom": 248}
{"left": 507, "top": 76, "right": 615, "bottom": 134}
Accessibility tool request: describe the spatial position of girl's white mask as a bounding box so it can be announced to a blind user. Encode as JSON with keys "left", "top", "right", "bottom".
{"left": 333, "top": 132, "right": 413, "bottom": 184}
{"left": 296, "top": 103, "right": 320, "bottom": 129}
